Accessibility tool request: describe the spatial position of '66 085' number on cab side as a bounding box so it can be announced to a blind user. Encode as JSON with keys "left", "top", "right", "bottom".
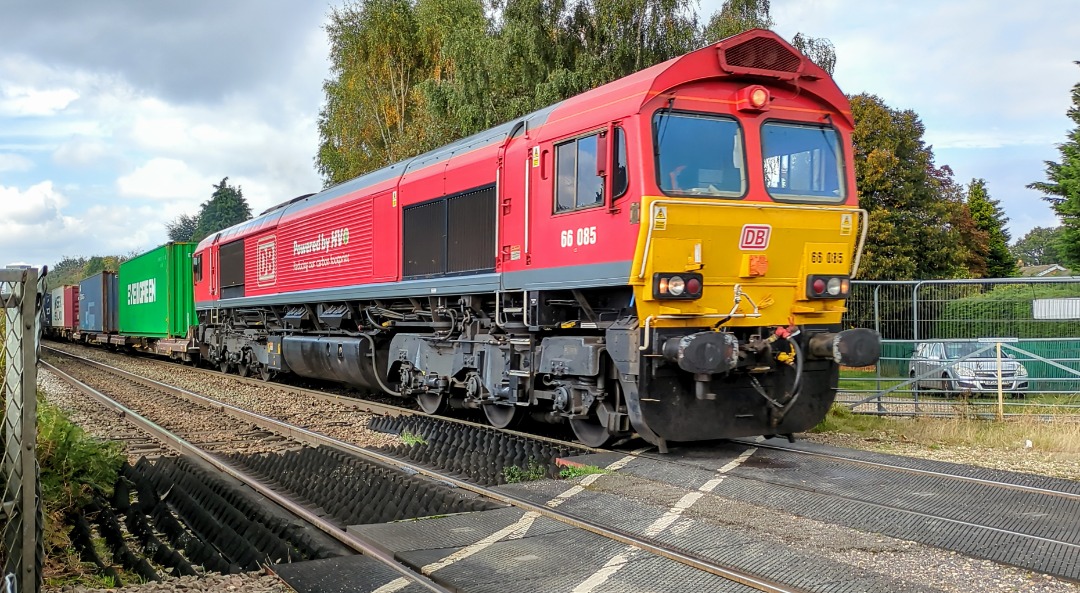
{"left": 561, "top": 226, "right": 597, "bottom": 248}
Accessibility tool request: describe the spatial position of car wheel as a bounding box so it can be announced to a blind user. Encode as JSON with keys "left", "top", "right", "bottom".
{"left": 941, "top": 373, "right": 957, "bottom": 398}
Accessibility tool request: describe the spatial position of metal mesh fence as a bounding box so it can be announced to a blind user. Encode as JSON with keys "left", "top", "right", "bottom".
{"left": 842, "top": 278, "right": 1080, "bottom": 417}
{"left": 1, "top": 268, "right": 43, "bottom": 593}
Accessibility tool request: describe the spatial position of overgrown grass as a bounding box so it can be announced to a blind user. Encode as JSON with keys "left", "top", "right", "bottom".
{"left": 503, "top": 461, "right": 548, "bottom": 483}
{"left": 813, "top": 404, "right": 1080, "bottom": 454}
{"left": 559, "top": 464, "right": 607, "bottom": 479}
{"left": 400, "top": 430, "right": 427, "bottom": 446}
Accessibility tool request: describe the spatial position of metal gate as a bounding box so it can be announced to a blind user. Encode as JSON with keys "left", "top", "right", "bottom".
{"left": 842, "top": 278, "right": 1080, "bottom": 417}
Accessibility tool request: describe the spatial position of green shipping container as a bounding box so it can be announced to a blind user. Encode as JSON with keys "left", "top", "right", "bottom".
{"left": 118, "top": 242, "right": 197, "bottom": 338}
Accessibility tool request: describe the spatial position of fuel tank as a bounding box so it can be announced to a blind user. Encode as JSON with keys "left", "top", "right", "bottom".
{"left": 281, "top": 335, "right": 388, "bottom": 392}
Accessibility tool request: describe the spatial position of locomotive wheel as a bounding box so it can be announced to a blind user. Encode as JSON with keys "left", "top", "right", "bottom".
{"left": 259, "top": 366, "right": 274, "bottom": 382}
{"left": 416, "top": 392, "right": 448, "bottom": 415}
{"left": 482, "top": 403, "right": 525, "bottom": 429}
{"left": 570, "top": 416, "right": 613, "bottom": 448}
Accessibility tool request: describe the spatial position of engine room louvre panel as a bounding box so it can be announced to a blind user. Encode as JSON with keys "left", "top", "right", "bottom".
{"left": 447, "top": 186, "right": 496, "bottom": 274}
{"left": 403, "top": 199, "right": 447, "bottom": 278}
{"left": 218, "top": 238, "right": 245, "bottom": 298}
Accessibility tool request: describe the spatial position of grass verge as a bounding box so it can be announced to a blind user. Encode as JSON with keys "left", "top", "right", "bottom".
{"left": 812, "top": 404, "right": 1080, "bottom": 455}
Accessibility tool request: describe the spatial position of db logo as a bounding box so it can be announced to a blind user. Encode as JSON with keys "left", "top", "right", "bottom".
{"left": 739, "top": 224, "right": 771, "bottom": 250}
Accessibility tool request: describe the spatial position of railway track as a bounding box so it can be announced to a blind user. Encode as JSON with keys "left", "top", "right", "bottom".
{"left": 693, "top": 438, "right": 1080, "bottom": 582}
{"left": 45, "top": 347, "right": 824, "bottom": 593}
{"left": 46, "top": 343, "right": 1075, "bottom": 590}
{"left": 43, "top": 357, "right": 458, "bottom": 593}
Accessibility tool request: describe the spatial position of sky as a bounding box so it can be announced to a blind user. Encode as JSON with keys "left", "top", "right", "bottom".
{"left": 0, "top": 0, "right": 1077, "bottom": 269}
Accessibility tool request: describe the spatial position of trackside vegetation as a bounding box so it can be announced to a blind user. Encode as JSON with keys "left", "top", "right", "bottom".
{"left": 0, "top": 327, "right": 125, "bottom": 587}
{"left": 812, "top": 405, "right": 1080, "bottom": 458}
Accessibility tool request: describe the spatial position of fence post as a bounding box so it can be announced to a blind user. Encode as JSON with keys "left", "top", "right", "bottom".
{"left": 996, "top": 341, "right": 1004, "bottom": 421}
{"left": 2, "top": 268, "right": 42, "bottom": 593}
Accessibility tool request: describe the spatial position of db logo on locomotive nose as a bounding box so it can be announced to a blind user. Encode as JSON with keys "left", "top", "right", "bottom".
{"left": 739, "top": 224, "right": 772, "bottom": 250}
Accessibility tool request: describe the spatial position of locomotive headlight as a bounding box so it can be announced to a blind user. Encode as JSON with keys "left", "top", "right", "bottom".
{"left": 827, "top": 277, "right": 842, "bottom": 296}
{"left": 668, "top": 276, "right": 686, "bottom": 296}
{"left": 653, "top": 272, "right": 703, "bottom": 300}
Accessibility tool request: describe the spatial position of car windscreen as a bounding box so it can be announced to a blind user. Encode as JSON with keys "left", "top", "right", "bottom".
{"left": 944, "top": 342, "right": 1012, "bottom": 358}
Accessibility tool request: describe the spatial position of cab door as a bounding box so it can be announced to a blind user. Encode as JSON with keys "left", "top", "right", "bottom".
{"left": 525, "top": 123, "right": 630, "bottom": 282}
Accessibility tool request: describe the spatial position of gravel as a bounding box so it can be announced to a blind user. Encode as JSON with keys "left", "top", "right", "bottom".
{"left": 47, "top": 571, "right": 291, "bottom": 593}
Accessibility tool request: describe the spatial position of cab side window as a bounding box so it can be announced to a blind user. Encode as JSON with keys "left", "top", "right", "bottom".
{"left": 555, "top": 134, "right": 603, "bottom": 212}
{"left": 613, "top": 127, "right": 628, "bottom": 199}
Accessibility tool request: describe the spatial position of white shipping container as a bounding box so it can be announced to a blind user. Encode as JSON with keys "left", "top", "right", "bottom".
{"left": 1032, "top": 298, "right": 1080, "bottom": 320}
{"left": 50, "top": 287, "right": 64, "bottom": 327}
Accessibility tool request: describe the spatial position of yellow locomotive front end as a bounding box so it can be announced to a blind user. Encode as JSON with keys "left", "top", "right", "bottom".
{"left": 615, "top": 36, "right": 881, "bottom": 450}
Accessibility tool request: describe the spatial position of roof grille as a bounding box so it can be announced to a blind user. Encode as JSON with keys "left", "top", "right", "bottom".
{"left": 723, "top": 37, "right": 801, "bottom": 73}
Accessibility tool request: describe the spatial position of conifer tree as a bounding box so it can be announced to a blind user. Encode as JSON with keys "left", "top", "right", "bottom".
{"left": 1029, "top": 62, "right": 1080, "bottom": 268}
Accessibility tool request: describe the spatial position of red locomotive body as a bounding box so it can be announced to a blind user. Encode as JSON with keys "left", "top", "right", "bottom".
{"left": 194, "top": 30, "right": 878, "bottom": 449}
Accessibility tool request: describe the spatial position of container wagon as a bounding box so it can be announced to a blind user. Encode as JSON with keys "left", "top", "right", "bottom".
{"left": 116, "top": 242, "right": 199, "bottom": 360}
{"left": 77, "top": 271, "right": 119, "bottom": 344}
{"left": 49, "top": 285, "right": 79, "bottom": 340}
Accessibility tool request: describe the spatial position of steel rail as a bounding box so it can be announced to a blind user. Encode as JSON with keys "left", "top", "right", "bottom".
{"left": 731, "top": 438, "right": 1080, "bottom": 502}
{"left": 41, "top": 360, "right": 455, "bottom": 593}
{"left": 48, "top": 348, "right": 808, "bottom": 593}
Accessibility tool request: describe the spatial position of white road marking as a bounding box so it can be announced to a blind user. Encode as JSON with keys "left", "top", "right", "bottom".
{"left": 570, "top": 446, "right": 758, "bottom": 593}
{"left": 373, "top": 452, "right": 641, "bottom": 592}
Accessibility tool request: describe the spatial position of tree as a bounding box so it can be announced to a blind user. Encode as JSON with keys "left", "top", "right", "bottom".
{"left": 317, "top": 0, "right": 429, "bottom": 185}
{"left": 850, "top": 94, "right": 970, "bottom": 280}
{"left": 166, "top": 213, "right": 200, "bottom": 242}
{"left": 1010, "top": 226, "right": 1065, "bottom": 266}
{"left": 316, "top": 0, "right": 838, "bottom": 184}
{"left": 702, "top": 0, "right": 835, "bottom": 74}
{"left": 191, "top": 178, "right": 251, "bottom": 243}
{"left": 1029, "top": 62, "right": 1080, "bottom": 268}
{"left": 966, "top": 178, "right": 1016, "bottom": 277}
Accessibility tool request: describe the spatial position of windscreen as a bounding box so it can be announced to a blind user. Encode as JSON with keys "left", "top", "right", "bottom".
{"left": 761, "top": 122, "right": 845, "bottom": 203}
{"left": 654, "top": 112, "right": 745, "bottom": 197}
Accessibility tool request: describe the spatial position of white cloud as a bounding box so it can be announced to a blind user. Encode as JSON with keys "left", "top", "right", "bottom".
{"left": 0, "top": 181, "right": 68, "bottom": 225}
{"left": 0, "top": 181, "right": 170, "bottom": 266}
{"left": 0, "top": 153, "right": 33, "bottom": 172}
{"left": 52, "top": 137, "right": 111, "bottom": 167}
{"left": 116, "top": 158, "right": 213, "bottom": 201}
{"left": 0, "top": 84, "right": 79, "bottom": 117}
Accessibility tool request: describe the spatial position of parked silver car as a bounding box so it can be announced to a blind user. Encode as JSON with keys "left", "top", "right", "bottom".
{"left": 909, "top": 341, "right": 1029, "bottom": 396}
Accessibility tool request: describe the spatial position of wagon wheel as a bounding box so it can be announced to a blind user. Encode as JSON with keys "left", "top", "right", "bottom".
{"left": 259, "top": 366, "right": 275, "bottom": 382}
{"left": 237, "top": 363, "right": 251, "bottom": 378}
{"left": 483, "top": 403, "right": 526, "bottom": 429}
{"left": 570, "top": 415, "right": 613, "bottom": 448}
{"left": 219, "top": 360, "right": 232, "bottom": 374}
{"left": 416, "top": 392, "right": 448, "bottom": 415}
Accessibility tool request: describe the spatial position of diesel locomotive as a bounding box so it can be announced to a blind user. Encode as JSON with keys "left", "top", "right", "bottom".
{"left": 79, "top": 29, "right": 881, "bottom": 451}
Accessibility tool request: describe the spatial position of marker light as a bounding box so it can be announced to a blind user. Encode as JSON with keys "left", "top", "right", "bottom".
{"left": 738, "top": 85, "right": 771, "bottom": 112}
{"left": 750, "top": 88, "right": 769, "bottom": 108}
